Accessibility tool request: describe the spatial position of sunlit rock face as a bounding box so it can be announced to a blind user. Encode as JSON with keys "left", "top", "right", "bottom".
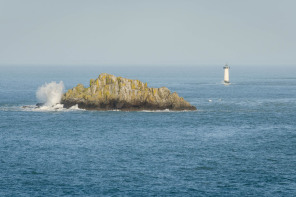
{"left": 61, "top": 73, "right": 196, "bottom": 111}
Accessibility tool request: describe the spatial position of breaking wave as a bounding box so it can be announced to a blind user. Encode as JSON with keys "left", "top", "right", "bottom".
{"left": 21, "top": 104, "right": 83, "bottom": 112}
{"left": 36, "top": 81, "right": 64, "bottom": 106}
{"left": 16, "top": 81, "right": 83, "bottom": 112}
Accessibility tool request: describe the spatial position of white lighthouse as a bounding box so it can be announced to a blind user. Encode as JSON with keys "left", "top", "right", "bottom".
{"left": 223, "top": 64, "right": 230, "bottom": 84}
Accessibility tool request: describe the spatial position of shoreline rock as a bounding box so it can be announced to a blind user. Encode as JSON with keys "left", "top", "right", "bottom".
{"left": 61, "top": 73, "right": 196, "bottom": 111}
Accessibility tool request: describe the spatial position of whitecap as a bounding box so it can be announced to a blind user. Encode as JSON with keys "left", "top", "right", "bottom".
{"left": 139, "top": 109, "right": 195, "bottom": 113}
{"left": 36, "top": 81, "right": 64, "bottom": 107}
{"left": 20, "top": 103, "right": 84, "bottom": 112}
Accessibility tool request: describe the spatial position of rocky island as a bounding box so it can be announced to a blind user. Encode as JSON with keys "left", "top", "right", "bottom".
{"left": 61, "top": 73, "right": 196, "bottom": 111}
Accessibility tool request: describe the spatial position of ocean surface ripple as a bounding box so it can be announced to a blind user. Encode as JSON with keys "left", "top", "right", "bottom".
{"left": 0, "top": 66, "right": 296, "bottom": 196}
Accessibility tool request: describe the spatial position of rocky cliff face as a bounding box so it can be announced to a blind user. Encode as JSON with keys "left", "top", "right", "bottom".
{"left": 61, "top": 73, "right": 196, "bottom": 111}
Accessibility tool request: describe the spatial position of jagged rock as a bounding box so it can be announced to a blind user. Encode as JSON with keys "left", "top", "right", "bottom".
{"left": 61, "top": 73, "right": 196, "bottom": 111}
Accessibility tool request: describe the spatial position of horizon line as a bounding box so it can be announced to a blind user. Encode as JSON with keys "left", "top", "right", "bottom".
{"left": 0, "top": 63, "right": 295, "bottom": 67}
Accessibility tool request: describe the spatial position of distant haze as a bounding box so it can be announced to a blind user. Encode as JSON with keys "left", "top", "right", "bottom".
{"left": 0, "top": 0, "right": 295, "bottom": 66}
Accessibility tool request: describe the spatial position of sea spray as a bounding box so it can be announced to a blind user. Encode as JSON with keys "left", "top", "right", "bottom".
{"left": 36, "top": 81, "right": 64, "bottom": 106}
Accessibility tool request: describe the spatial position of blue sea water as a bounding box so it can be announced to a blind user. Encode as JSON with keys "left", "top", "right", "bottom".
{"left": 0, "top": 65, "right": 296, "bottom": 196}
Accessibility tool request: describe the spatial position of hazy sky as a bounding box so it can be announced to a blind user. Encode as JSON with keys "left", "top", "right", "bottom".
{"left": 0, "top": 0, "right": 295, "bottom": 66}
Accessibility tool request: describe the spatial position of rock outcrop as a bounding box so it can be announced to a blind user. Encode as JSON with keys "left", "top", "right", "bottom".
{"left": 61, "top": 73, "right": 196, "bottom": 111}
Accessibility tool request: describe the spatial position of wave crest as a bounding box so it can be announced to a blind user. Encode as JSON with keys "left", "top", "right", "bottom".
{"left": 36, "top": 81, "right": 64, "bottom": 106}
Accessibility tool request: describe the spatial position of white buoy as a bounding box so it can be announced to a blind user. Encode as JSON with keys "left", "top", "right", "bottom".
{"left": 223, "top": 64, "right": 230, "bottom": 84}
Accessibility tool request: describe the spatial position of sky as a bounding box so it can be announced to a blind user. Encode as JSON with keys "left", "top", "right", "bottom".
{"left": 0, "top": 0, "right": 295, "bottom": 66}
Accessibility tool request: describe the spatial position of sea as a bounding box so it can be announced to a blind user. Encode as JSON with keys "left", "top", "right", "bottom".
{"left": 0, "top": 65, "right": 296, "bottom": 196}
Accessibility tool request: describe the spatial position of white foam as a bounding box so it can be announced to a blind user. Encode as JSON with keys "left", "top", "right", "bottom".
{"left": 36, "top": 81, "right": 64, "bottom": 106}
{"left": 139, "top": 109, "right": 195, "bottom": 113}
{"left": 16, "top": 81, "right": 83, "bottom": 112}
{"left": 21, "top": 103, "right": 84, "bottom": 112}
{"left": 69, "top": 104, "right": 81, "bottom": 110}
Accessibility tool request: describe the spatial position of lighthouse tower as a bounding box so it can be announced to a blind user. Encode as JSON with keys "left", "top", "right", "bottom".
{"left": 223, "top": 64, "right": 230, "bottom": 84}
